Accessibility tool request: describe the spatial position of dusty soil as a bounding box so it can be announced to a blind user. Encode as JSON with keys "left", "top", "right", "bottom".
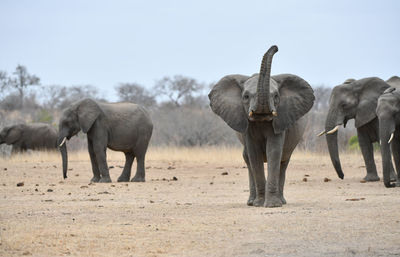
{"left": 0, "top": 148, "right": 399, "bottom": 257}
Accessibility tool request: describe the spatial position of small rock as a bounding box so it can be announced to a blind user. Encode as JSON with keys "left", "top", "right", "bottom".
{"left": 35, "top": 184, "right": 39, "bottom": 186}
{"left": 323, "top": 177, "right": 331, "bottom": 182}
{"left": 75, "top": 174, "right": 79, "bottom": 177}
{"left": 172, "top": 176, "right": 178, "bottom": 181}
{"left": 109, "top": 166, "right": 114, "bottom": 169}
{"left": 22, "top": 251, "right": 31, "bottom": 255}
{"left": 35, "top": 188, "right": 38, "bottom": 192}
{"left": 17, "top": 182, "right": 24, "bottom": 187}
{"left": 221, "top": 171, "right": 228, "bottom": 175}
{"left": 149, "top": 200, "right": 154, "bottom": 203}
{"left": 68, "top": 168, "right": 73, "bottom": 171}
{"left": 53, "top": 165, "right": 57, "bottom": 168}
{"left": 111, "top": 185, "right": 115, "bottom": 187}
{"left": 80, "top": 186, "right": 88, "bottom": 189}
{"left": 302, "top": 178, "right": 307, "bottom": 182}
{"left": 360, "top": 180, "right": 367, "bottom": 183}
{"left": 210, "top": 182, "right": 214, "bottom": 185}
{"left": 216, "top": 167, "right": 224, "bottom": 169}
{"left": 167, "top": 166, "right": 175, "bottom": 170}
{"left": 304, "top": 174, "right": 310, "bottom": 177}
{"left": 98, "top": 191, "right": 110, "bottom": 194}
{"left": 3, "top": 168, "right": 7, "bottom": 171}
{"left": 47, "top": 189, "right": 53, "bottom": 192}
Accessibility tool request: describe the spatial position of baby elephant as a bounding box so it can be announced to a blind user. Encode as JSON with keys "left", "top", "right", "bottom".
{"left": 0, "top": 123, "right": 57, "bottom": 153}
{"left": 58, "top": 98, "right": 153, "bottom": 183}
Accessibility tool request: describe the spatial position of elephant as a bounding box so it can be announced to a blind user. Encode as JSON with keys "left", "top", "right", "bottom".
{"left": 376, "top": 87, "right": 400, "bottom": 187}
{"left": 208, "top": 45, "right": 315, "bottom": 207}
{"left": 58, "top": 98, "right": 153, "bottom": 183}
{"left": 0, "top": 123, "right": 57, "bottom": 153}
{"left": 319, "top": 77, "right": 400, "bottom": 181}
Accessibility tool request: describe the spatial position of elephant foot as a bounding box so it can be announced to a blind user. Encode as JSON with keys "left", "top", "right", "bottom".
{"left": 99, "top": 176, "right": 112, "bottom": 183}
{"left": 131, "top": 176, "right": 145, "bottom": 182}
{"left": 252, "top": 196, "right": 265, "bottom": 207}
{"left": 117, "top": 176, "right": 130, "bottom": 182}
{"left": 264, "top": 195, "right": 283, "bottom": 208}
{"left": 280, "top": 196, "right": 287, "bottom": 205}
{"left": 247, "top": 195, "right": 256, "bottom": 206}
{"left": 362, "top": 174, "right": 380, "bottom": 182}
{"left": 90, "top": 176, "right": 101, "bottom": 183}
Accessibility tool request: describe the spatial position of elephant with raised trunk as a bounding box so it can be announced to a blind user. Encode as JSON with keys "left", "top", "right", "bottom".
{"left": 376, "top": 87, "right": 400, "bottom": 187}
{"left": 209, "top": 46, "right": 315, "bottom": 207}
{"left": 0, "top": 123, "right": 57, "bottom": 153}
{"left": 319, "top": 77, "right": 399, "bottom": 181}
{"left": 58, "top": 98, "right": 153, "bottom": 183}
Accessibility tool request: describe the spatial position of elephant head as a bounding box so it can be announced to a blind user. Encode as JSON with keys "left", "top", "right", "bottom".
{"left": 0, "top": 125, "right": 22, "bottom": 145}
{"left": 58, "top": 98, "right": 103, "bottom": 179}
{"left": 376, "top": 87, "right": 400, "bottom": 187}
{"left": 321, "top": 77, "right": 390, "bottom": 179}
{"left": 208, "top": 45, "right": 314, "bottom": 135}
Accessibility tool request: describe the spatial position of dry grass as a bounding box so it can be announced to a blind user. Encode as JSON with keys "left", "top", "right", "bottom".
{"left": 1, "top": 147, "right": 399, "bottom": 257}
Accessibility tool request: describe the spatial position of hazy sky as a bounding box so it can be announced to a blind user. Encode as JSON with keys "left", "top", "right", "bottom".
{"left": 1, "top": 0, "right": 399, "bottom": 100}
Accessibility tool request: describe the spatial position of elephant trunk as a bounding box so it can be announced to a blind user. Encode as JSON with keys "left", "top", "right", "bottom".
{"left": 253, "top": 45, "right": 278, "bottom": 115}
{"left": 325, "top": 109, "right": 344, "bottom": 179}
{"left": 379, "top": 119, "right": 395, "bottom": 188}
{"left": 58, "top": 136, "right": 68, "bottom": 179}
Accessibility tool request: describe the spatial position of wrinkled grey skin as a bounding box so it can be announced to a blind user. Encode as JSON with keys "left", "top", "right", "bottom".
{"left": 0, "top": 123, "right": 57, "bottom": 153}
{"left": 209, "top": 46, "right": 315, "bottom": 207}
{"left": 323, "top": 77, "right": 399, "bottom": 181}
{"left": 58, "top": 98, "right": 153, "bottom": 183}
{"left": 376, "top": 86, "right": 400, "bottom": 187}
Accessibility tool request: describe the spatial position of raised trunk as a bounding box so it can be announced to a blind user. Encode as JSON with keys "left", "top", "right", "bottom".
{"left": 379, "top": 120, "right": 395, "bottom": 187}
{"left": 254, "top": 45, "right": 278, "bottom": 114}
{"left": 325, "top": 109, "right": 344, "bottom": 179}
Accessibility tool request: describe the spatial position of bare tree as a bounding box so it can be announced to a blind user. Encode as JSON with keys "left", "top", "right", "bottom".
{"left": 4, "top": 65, "right": 40, "bottom": 108}
{"left": 115, "top": 83, "right": 156, "bottom": 108}
{"left": 154, "top": 75, "right": 204, "bottom": 107}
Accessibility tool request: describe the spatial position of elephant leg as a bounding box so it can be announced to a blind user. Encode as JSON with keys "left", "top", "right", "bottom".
{"left": 391, "top": 132, "right": 400, "bottom": 186}
{"left": 11, "top": 145, "right": 22, "bottom": 154}
{"left": 243, "top": 149, "right": 256, "bottom": 206}
{"left": 92, "top": 141, "right": 111, "bottom": 183}
{"left": 131, "top": 152, "right": 145, "bottom": 182}
{"left": 88, "top": 139, "right": 101, "bottom": 183}
{"left": 357, "top": 128, "right": 379, "bottom": 181}
{"left": 279, "top": 159, "right": 290, "bottom": 205}
{"left": 245, "top": 136, "right": 266, "bottom": 207}
{"left": 264, "top": 132, "right": 284, "bottom": 208}
{"left": 118, "top": 152, "right": 135, "bottom": 182}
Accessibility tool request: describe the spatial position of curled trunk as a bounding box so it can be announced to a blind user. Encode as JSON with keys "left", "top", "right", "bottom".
{"left": 254, "top": 45, "right": 278, "bottom": 114}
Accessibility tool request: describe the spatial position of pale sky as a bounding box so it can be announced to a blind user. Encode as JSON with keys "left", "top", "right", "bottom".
{"left": 1, "top": 0, "right": 399, "bottom": 100}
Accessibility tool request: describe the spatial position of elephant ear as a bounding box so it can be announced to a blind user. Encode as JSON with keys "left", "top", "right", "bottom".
{"left": 5, "top": 125, "right": 22, "bottom": 144}
{"left": 76, "top": 99, "right": 103, "bottom": 133}
{"left": 272, "top": 74, "right": 315, "bottom": 134}
{"left": 208, "top": 75, "right": 249, "bottom": 133}
{"left": 354, "top": 78, "right": 389, "bottom": 128}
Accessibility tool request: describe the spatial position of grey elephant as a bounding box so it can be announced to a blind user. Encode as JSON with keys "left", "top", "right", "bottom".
{"left": 58, "top": 98, "right": 153, "bottom": 183}
{"left": 0, "top": 123, "right": 57, "bottom": 153}
{"left": 319, "top": 77, "right": 399, "bottom": 181}
{"left": 209, "top": 46, "right": 315, "bottom": 207}
{"left": 376, "top": 87, "right": 400, "bottom": 187}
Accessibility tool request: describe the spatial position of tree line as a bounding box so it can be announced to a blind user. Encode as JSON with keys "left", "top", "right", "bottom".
{"left": 0, "top": 65, "right": 357, "bottom": 153}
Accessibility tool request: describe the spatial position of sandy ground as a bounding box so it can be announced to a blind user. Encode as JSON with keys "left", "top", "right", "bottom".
{"left": 0, "top": 147, "right": 399, "bottom": 257}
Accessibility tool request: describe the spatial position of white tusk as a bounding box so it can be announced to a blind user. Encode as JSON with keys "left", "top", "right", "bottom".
{"left": 327, "top": 125, "right": 340, "bottom": 135}
{"left": 388, "top": 133, "right": 394, "bottom": 144}
{"left": 59, "top": 137, "right": 67, "bottom": 147}
{"left": 272, "top": 111, "right": 278, "bottom": 117}
{"left": 317, "top": 130, "right": 326, "bottom": 137}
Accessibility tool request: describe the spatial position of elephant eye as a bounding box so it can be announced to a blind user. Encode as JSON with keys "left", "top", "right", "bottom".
{"left": 243, "top": 94, "right": 249, "bottom": 101}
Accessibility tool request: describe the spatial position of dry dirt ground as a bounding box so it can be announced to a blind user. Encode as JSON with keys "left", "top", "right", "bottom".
{"left": 0, "top": 147, "right": 399, "bottom": 257}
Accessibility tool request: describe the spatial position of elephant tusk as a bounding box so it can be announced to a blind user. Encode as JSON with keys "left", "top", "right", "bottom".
{"left": 317, "top": 130, "right": 326, "bottom": 137}
{"left": 388, "top": 133, "right": 394, "bottom": 144}
{"left": 59, "top": 137, "right": 67, "bottom": 147}
{"left": 327, "top": 125, "right": 340, "bottom": 135}
{"left": 249, "top": 111, "right": 254, "bottom": 117}
{"left": 272, "top": 111, "right": 277, "bottom": 117}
